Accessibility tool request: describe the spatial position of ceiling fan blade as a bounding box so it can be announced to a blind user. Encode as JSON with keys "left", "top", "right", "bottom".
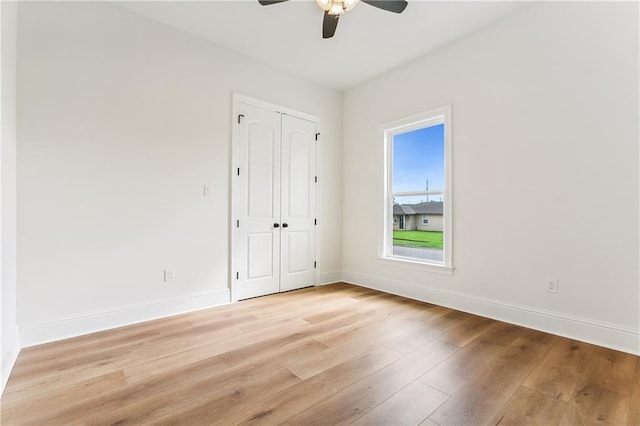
{"left": 322, "top": 11, "right": 339, "bottom": 39}
{"left": 258, "top": 0, "right": 289, "bottom": 5}
{"left": 361, "top": 0, "right": 408, "bottom": 13}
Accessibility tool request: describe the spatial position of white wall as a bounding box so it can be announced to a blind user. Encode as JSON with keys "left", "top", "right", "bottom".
{"left": 1, "top": 0, "right": 20, "bottom": 394}
{"left": 17, "top": 2, "right": 343, "bottom": 345}
{"left": 342, "top": 2, "right": 639, "bottom": 354}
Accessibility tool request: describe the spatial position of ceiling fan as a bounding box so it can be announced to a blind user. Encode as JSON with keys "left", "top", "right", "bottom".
{"left": 258, "top": 0, "right": 408, "bottom": 39}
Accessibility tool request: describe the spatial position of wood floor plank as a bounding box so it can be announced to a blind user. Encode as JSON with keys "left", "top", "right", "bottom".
{"left": 24, "top": 331, "right": 321, "bottom": 425}
{"left": 480, "top": 321, "right": 534, "bottom": 347}
{"left": 286, "top": 307, "right": 454, "bottom": 380}
{"left": 285, "top": 337, "right": 373, "bottom": 381}
{"left": 237, "top": 295, "right": 360, "bottom": 333}
{"left": 419, "top": 329, "right": 506, "bottom": 395}
{"left": 0, "top": 370, "right": 127, "bottom": 424}
{"left": 123, "top": 318, "right": 309, "bottom": 382}
{"left": 8, "top": 316, "right": 194, "bottom": 378}
{"left": 4, "top": 363, "right": 123, "bottom": 407}
{"left": 560, "top": 345, "right": 637, "bottom": 425}
{"left": 381, "top": 309, "right": 471, "bottom": 355}
{"left": 581, "top": 345, "right": 637, "bottom": 396}
{"left": 10, "top": 355, "right": 228, "bottom": 425}
{"left": 437, "top": 313, "right": 495, "bottom": 348}
{"left": 351, "top": 381, "right": 449, "bottom": 425}
{"left": 628, "top": 357, "right": 640, "bottom": 424}
{"left": 302, "top": 297, "right": 361, "bottom": 324}
{"left": 176, "top": 347, "right": 401, "bottom": 425}
{"left": 282, "top": 338, "right": 459, "bottom": 425}
{"left": 334, "top": 313, "right": 431, "bottom": 350}
{"left": 428, "top": 332, "right": 556, "bottom": 425}
{"left": 490, "top": 385, "right": 567, "bottom": 426}
{"left": 560, "top": 383, "right": 630, "bottom": 425}
{"left": 245, "top": 287, "right": 360, "bottom": 320}
{"left": 522, "top": 338, "right": 591, "bottom": 402}
{"left": 2, "top": 283, "right": 637, "bottom": 426}
{"left": 126, "top": 308, "right": 366, "bottom": 383}
{"left": 81, "top": 362, "right": 302, "bottom": 425}
{"left": 15, "top": 314, "right": 193, "bottom": 359}
{"left": 4, "top": 324, "right": 244, "bottom": 403}
{"left": 9, "top": 312, "right": 252, "bottom": 383}
{"left": 217, "top": 332, "right": 329, "bottom": 370}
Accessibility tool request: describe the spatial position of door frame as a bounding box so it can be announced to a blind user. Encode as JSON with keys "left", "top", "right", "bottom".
{"left": 230, "top": 93, "right": 320, "bottom": 302}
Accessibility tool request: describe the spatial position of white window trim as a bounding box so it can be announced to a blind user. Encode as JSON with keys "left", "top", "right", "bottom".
{"left": 379, "top": 105, "right": 453, "bottom": 274}
{"left": 422, "top": 214, "right": 429, "bottom": 225}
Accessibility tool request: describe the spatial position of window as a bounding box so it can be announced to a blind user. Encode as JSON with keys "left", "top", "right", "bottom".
{"left": 382, "top": 106, "right": 452, "bottom": 270}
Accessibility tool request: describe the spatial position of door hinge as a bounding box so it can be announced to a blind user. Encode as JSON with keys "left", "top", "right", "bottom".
{"left": 237, "top": 168, "right": 240, "bottom": 176}
{"left": 314, "top": 261, "right": 317, "bottom": 268}
{"left": 236, "top": 220, "right": 239, "bottom": 228}
{"left": 315, "top": 133, "right": 320, "bottom": 141}
{"left": 238, "top": 114, "right": 245, "bottom": 124}
{"left": 314, "top": 176, "right": 318, "bottom": 183}
{"left": 314, "top": 218, "right": 317, "bottom": 226}
{"left": 236, "top": 271, "right": 239, "bottom": 280}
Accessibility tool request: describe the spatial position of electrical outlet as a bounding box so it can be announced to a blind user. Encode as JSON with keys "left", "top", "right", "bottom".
{"left": 164, "top": 269, "right": 175, "bottom": 282}
{"left": 546, "top": 278, "right": 558, "bottom": 293}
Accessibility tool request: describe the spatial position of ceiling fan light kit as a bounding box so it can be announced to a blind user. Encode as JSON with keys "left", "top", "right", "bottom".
{"left": 315, "top": 0, "right": 360, "bottom": 16}
{"left": 258, "top": 0, "right": 408, "bottom": 39}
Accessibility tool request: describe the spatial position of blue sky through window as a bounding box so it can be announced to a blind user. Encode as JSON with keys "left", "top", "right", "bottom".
{"left": 392, "top": 123, "right": 445, "bottom": 201}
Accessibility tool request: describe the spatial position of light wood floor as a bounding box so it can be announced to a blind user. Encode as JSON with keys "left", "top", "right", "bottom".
{"left": 2, "top": 283, "right": 638, "bottom": 425}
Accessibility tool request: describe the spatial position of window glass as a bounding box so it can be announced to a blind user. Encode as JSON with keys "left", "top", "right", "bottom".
{"left": 392, "top": 124, "right": 444, "bottom": 193}
{"left": 392, "top": 196, "right": 443, "bottom": 263}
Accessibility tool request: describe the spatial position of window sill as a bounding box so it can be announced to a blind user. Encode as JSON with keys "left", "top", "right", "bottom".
{"left": 377, "top": 255, "right": 454, "bottom": 276}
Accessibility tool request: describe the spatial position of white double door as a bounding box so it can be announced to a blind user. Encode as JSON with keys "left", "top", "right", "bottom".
{"left": 235, "top": 102, "right": 317, "bottom": 300}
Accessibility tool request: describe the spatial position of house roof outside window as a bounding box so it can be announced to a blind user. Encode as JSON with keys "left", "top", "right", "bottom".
{"left": 393, "top": 201, "right": 443, "bottom": 216}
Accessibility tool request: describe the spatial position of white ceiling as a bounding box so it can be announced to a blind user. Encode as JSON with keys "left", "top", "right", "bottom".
{"left": 118, "top": 1, "right": 532, "bottom": 91}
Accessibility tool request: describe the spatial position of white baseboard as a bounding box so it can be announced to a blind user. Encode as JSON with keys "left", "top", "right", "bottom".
{"left": 1, "top": 345, "right": 20, "bottom": 397}
{"left": 342, "top": 270, "right": 640, "bottom": 356}
{"left": 19, "top": 289, "right": 231, "bottom": 348}
{"left": 317, "top": 270, "right": 342, "bottom": 285}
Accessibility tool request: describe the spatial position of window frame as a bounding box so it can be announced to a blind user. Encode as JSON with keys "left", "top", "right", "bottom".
{"left": 422, "top": 214, "right": 429, "bottom": 225}
{"left": 380, "top": 105, "right": 453, "bottom": 273}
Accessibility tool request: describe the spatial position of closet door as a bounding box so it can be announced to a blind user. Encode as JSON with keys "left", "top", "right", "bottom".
{"left": 236, "top": 103, "right": 281, "bottom": 300}
{"left": 235, "top": 102, "right": 317, "bottom": 300}
{"left": 280, "top": 114, "right": 316, "bottom": 292}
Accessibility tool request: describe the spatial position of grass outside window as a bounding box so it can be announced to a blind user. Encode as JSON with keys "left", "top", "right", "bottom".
{"left": 393, "top": 230, "right": 443, "bottom": 249}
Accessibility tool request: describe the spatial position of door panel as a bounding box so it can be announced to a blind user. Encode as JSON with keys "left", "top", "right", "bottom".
{"left": 280, "top": 114, "right": 316, "bottom": 292}
{"left": 236, "top": 103, "right": 281, "bottom": 300}
{"left": 247, "top": 125, "right": 276, "bottom": 217}
{"left": 287, "top": 131, "right": 311, "bottom": 217}
{"left": 247, "top": 233, "right": 274, "bottom": 279}
{"left": 286, "top": 231, "right": 310, "bottom": 274}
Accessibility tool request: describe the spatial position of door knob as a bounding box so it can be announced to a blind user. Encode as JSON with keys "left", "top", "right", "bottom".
{"left": 282, "top": 223, "right": 289, "bottom": 228}
{"left": 273, "top": 223, "right": 280, "bottom": 228}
